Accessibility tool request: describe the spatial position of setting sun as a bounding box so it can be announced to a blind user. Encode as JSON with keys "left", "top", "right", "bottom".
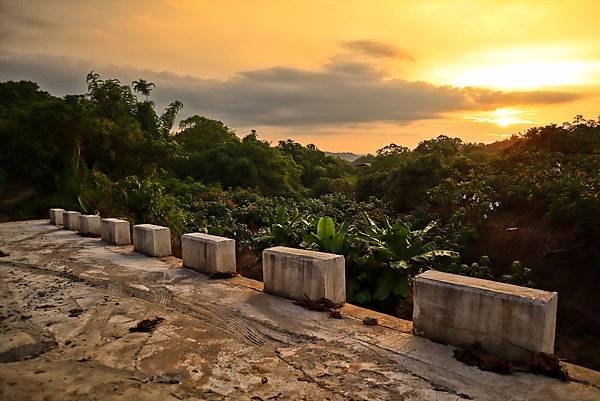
{"left": 493, "top": 109, "right": 528, "bottom": 127}
{"left": 466, "top": 108, "right": 534, "bottom": 127}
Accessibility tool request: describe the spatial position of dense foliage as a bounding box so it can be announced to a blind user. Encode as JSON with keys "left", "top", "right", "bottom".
{"left": 1, "top": 76, "right": 599, "bottom": 326}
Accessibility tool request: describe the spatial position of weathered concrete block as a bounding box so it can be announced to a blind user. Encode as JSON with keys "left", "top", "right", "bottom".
{"left": 78, "top": 215, "right": 101, "bottom": 237}
{"left": 49, "top": 208, "right": 65, "bottom": 225}
{"left": 263, "top": 246, "right": 345, "bottom": 304}
{"left": 133, "top": 224, "right": 171, "bottom": 257}
{"left": 62, "top": 211, "right": 81, "bottom": 231}
{"left": 182, "top": 233, "right": 236, "bottom": 274}
{"left": 413, "top": 270, "right": 557, "bottom": 362}
{"left": 101, "top": 218, "right": 131, "bottom": 245}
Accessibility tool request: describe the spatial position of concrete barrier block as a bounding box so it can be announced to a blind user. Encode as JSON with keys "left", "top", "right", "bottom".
{"left": 413, "top": 270, "right": 557, "bottom": 362}
{"left": 49, "top": 208, "right": 65, "bottom": 225}
{"left": 62, "top": 211, "right": 81, "bottom": 231}
{"left": 263, "top": 246, "right": 345, "bottom": 304}
{"left": 78, "top": 215, "right": 101, "bottom": 237}
{"left": 133, "top": 224, "right": 171, "bottom": 257}
{"left": 101, "top": 218, "right": 131, "bottom": 245}
{"left": 182, "top": 233, "right": 236, "bottom": 274}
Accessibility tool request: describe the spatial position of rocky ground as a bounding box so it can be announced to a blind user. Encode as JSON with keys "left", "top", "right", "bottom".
{"left": 0, "top": 220, "right": 598, "bottom": 401}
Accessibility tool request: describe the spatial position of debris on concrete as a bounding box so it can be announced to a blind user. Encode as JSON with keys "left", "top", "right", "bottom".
{"left": 208, "top": 271, "right": 240, "bottom": 280}
{"left": 529, "top": 353, "right": 569, "bottom": 381}
{"left": 68, "top": 308, "right": 84, "bottom": 317}
{"left": 293, "top": 296, "right": 343, "bottom": 312}
{"left": 453, "top": 342, "right": 514, "bottom": 375}
{"left": 129, "top": 317, "right": 164, "bottom": 333}
{"left": 453, "top": 342, "right": 569, "bottom": 380}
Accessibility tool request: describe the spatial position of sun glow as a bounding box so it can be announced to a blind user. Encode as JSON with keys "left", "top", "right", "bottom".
{"left": 467, "top": 108, "right": 534, "bottom": 127}
{"left": 450, "top": 60, "right": 597, "bottom": 90}
{"left": 429, "top": 46, "right": 600, "bottom": 90}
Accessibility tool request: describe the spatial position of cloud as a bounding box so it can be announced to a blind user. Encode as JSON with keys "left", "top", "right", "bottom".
{"left": 0, "top": 2, "right": 57, "bottom": 40}
{"left": 341, "top": 40, "right": 415, "bottom": 61}
{"left": 0, "top": 52, "right": 583, "bottom": 129}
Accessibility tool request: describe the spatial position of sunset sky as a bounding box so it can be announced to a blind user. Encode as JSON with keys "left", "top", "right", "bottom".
{"left": 1, "top": 0, "right": 599, "bottom": 153}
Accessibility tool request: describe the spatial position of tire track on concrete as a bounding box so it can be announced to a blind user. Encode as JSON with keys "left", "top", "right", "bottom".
{"left": 181, "top": 298, "right": 267, "bottom": 346}
{"left": 81, "top": 304, "right": 115, "bottom": 334}
{"left": 0, "top": 267, "right": 59, "bottom": 362}
{"left": 1, "top": 259, "right": 300, "bottom": 348}
{"left": 2, "top": 227, "right": 63, "bottom": 245}
{"left": 149, "top": 286, "right": 173, "bottom": 315}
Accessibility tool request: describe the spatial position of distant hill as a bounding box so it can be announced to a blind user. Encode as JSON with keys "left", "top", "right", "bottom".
{"left": 324, "top": 151, "right": 362, "bottom": 162}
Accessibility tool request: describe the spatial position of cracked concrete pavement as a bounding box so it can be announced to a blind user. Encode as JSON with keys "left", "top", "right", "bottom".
{"left": 0, "top": 220, "right": 599, "bottom": 400}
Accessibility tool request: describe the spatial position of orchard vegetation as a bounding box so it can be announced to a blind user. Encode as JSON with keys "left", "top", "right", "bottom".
{"left": 1, "top": 75, "right": 598, "bottom": 368}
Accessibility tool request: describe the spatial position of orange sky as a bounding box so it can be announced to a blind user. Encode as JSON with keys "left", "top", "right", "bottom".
{"left": 1, "top": 0, "right": 599, "bottom": 152}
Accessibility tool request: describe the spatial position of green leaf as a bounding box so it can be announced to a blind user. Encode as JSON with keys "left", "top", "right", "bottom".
{"left": 374, "top": 272, "right": 396, "bottom": 301}
{"left": 275, "top": 205, "right": 286, "bottom": 223}
{"left": 302, "top": 232, "right": 319, "bottom": 246}
{"left": 362, "top": 212, "right": 377, "bottom": 229}
{"left": 415, "top": 221, "right": 436, "bottom": 235}
{"left": 390, "top": 260, "right": 410, "bottom": 270}
{"left": 392, "top": 278, "right": 411, "bottom": 297}
{"left": 317, "top": 217, "right": 335, "bottom": 239}
{"left": 419, "top": 250, "right": 459, "bottom": 259}
{"left": 353, "top": 290, "right": 372, "bottom": 304}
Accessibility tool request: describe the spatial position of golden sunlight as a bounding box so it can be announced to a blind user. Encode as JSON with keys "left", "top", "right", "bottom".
{"left": 466, "top": 108, "right": 534, "bottom": 127}
{"left": 428, "top": 46, "right": 600, "bottom": 90}
{"left": 450, "top": 60, "right": 598, "bottom": 90}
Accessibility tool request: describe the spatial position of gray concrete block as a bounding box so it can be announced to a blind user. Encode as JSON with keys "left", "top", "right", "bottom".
{"left": 413, "top": 270, "right": 557, "bottom": 362}
{"left": 263, "top": 246, "right": 346, "bottom": 304}
{"left": 101, "top": 218, "right": 131, "bottom": 245}
{"left": 78, "top": 215, "right": 101, "bottom": 237}
{"left": 133, "top": 224, "right": 171, "bottom": 257}
{"left": 49, "top": 208, "right": 65, "bottom": 225}
{"left": 62, "top": 211, "right": 81, "bottom": 231}
{"left": 182, "top": 233, "right": 236, "bottom": 274}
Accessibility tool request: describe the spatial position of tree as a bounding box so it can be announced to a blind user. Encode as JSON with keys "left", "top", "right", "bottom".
{"left": 132, "top": 79, "right": 156, "bottom": 100}
{"left": 159, "top": 100, "right": 184, "bottom": 138}
{"left": 376, "top": 143, "right": 409, "bottom": 157}
{"left": 414, "top": 135, "right": 463, "bottom": 157}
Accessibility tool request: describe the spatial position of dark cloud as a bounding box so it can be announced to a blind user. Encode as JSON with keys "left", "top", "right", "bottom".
{"left": 466, "top": 88, "right": 580, "bottom": 107}
{"left": 0, "top": 52, "right": 583, "bottom": 129}
{"left": 341, "top": 40, "right": 415, "bottom": 61}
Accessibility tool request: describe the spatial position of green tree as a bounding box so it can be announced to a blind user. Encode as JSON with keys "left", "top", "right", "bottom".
{"left": 132, "top": 79, "right": 156, "bottom": 100}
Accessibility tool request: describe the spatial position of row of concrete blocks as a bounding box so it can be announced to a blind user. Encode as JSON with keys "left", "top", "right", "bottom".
{"left": 49, "top": 207, "right": 557, "bottom": 363}
{"left": 50, "top": 209, "right": 132, "bottom": 245}
{"left": 50, "top": 209, "right": 343, "bottom": 300}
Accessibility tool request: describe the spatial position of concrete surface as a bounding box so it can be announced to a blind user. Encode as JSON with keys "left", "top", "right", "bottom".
{"left": 413, "top": 270, "right": 557, "bottom": 363}
{"left": 133, "top": 224, "right": 171, "bottom": 258}
{"left": 62, "top": 211, "right": 81, "bottom": 231}
{"left": 101, "top": 218, "right": 131, "bottom": 246}
{"left": 78, "top": 215, "right": 101, "bottom": 237}
{"left": 0, "top": 220, "right": 598, "bottom": 401}
{"left": 263, "top": 246, "right": 346, "bottom": 304}
{"left": 49, "top": 208, "right": 64, "bottom": 225}
{"left": 182, "top": 233, "right": 236, "bottom": 274}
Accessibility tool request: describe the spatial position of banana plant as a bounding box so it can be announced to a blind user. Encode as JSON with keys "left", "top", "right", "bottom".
{"left": 255, "top": 205, "right": 308, "bottom": 247}
{"left": 356, "top": 212, "right": 458, "bottom": 300}
{"left": 301, "top": 216, "right": 348, "bottom": 254}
